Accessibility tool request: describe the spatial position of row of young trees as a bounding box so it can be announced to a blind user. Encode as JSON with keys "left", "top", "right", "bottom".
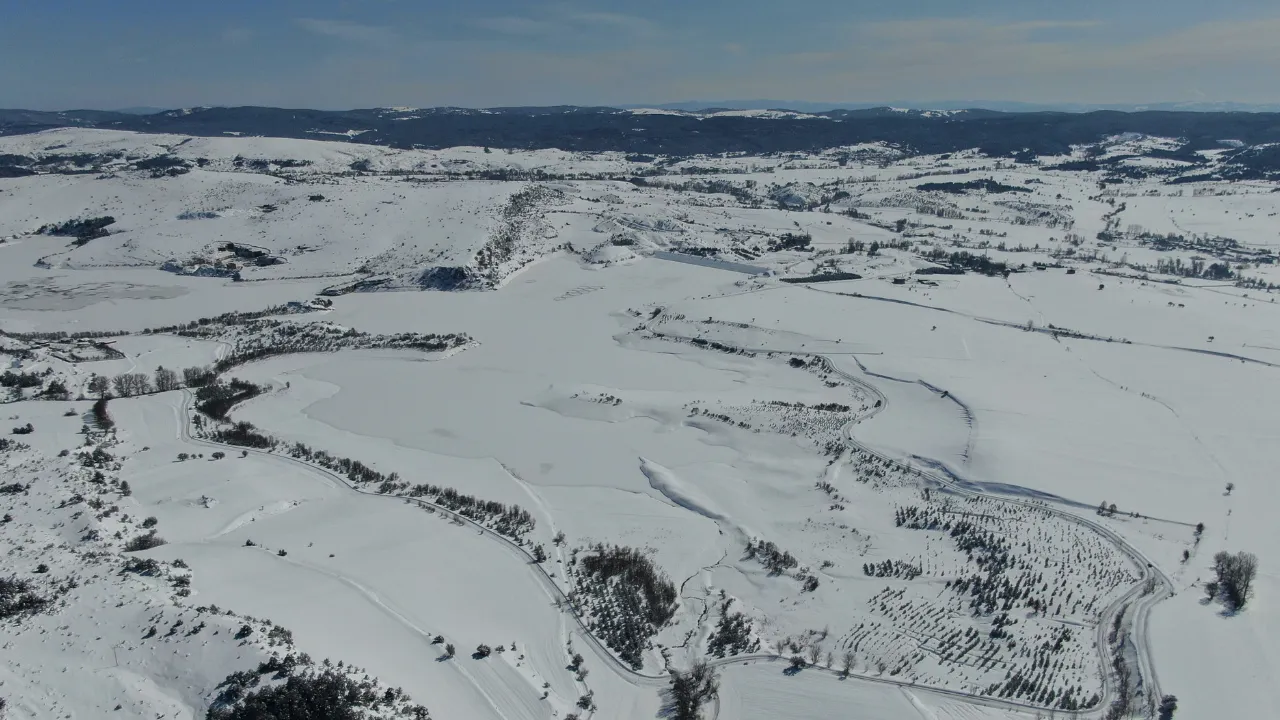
{"left": 190, "top": 412, "right": 538, "bottom": 542}
{"left": 87, "top": 365, "right": 216, "bottom": 399}
{"left": 275, "top": 439, "right": 536, "bottom": 540}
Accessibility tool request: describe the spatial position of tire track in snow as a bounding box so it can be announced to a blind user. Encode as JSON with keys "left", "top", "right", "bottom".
{"left": 169, "top": 390, "right": 673, "bottom": 700}
{"left": 256, "top": 547, "right": 542, "bottom": 720}
{"left": 802, "top": 283, "right": 1280, "bottom": 368}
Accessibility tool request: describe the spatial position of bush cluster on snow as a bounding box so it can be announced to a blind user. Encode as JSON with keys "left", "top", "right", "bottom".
{"left": 1207, "top": 551, "right": 1259, "bottom": 610}
{"left": 195, "top": 379, "right": 265, "bottom": 420}
{"left": 0, "top": 575, "right": 51, "bottom": 619}
{"left": 207, "top": 667, "right": 429, "bottom": 720}
{"left": 667, "top": 661, "right": 718, "bottom": 720}
{"left": 122, "top": 531, "right": 167, "bottom": 552}
{"left": 744, "top": 539, "right": 798, "bottom": 574}
{"left": 36, "top": 215, "right": 116, "bottom": 245}
{"left": 706, "top": 596, "right": 759, "bottom": 658}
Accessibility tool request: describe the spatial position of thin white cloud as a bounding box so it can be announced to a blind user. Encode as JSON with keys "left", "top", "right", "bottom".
{"left": 296, "top": 18, "right": 395, "bottom": 44}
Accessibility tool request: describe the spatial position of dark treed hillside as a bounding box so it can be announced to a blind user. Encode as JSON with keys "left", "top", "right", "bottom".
{"left": 5, "top": 107, "right": 1280, "bottom": 169}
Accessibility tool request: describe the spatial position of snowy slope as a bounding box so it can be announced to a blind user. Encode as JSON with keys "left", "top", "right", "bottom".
{"left": 3, "top": 127, "right": 1278, "bottom": 720}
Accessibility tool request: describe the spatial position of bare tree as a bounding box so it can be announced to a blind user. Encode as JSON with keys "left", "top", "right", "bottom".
{"left": 1213, "top": 551, "right": 1258, "bottom": 609}
{"left": 669, "top": 661, "right": 718, "bottom": 720}
{"left": 113, "top": 373, "right": 151, "bottom": 397}
{"left": 807, "top": 643, "right": 822, "bottom": 666}
{"left": 841, "top": 650, "right": 854, "bottom": 677}
{"left": 1204, "top": 580, "right": 1220, "bottom": 601}
{"left": 154, "top": 366, "right": 179, "bottom": 392}
{"left": 88, "top": 375, "right": 110, "bottom": 398}
{"left": 773, "top": 638, "right": 786, "bottom": 656}
{"left": 183, "top": 366, "right": 215, "bottom": 387}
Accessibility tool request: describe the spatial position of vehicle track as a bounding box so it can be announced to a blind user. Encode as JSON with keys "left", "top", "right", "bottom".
{"left": 802, "top": 282, "right": 1280, "bottom": 368}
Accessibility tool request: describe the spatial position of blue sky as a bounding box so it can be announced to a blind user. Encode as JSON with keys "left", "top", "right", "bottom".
{"left": 3, "top": 0, "right": 1279, "bottom": 109}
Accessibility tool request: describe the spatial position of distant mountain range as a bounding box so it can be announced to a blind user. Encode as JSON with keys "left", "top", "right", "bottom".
{"left": 635, "top": 100, "right": 1280, "bottom": 114}
{"left": 3, "top": 105, "right": 1280, "bottom": 178}
{"left": 111, "top": 106, "right": 171, "bottom": 115}
{"left": 26, "top": 100, "right": 1280, "bottom": 115}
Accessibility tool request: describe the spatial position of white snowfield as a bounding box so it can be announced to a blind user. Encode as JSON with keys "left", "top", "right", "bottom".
{"left": 1, "top": 127, "right": 1277, "bottom": 719}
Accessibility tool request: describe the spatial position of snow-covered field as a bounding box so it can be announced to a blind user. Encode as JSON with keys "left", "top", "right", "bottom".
{"left": 1, "top": 127, "right": 1276, "bottom": 719}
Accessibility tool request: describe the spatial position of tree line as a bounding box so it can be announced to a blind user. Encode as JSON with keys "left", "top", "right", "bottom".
{"left": 84, "top": 364, "right": 214, "bottom": 400}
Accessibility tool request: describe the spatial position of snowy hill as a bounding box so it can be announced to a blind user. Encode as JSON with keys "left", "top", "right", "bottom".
{"left": 1, "top": 126, "right": 1278, "bottom": 720}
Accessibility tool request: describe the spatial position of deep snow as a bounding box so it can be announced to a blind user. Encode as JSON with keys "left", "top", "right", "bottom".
{"left": 1, "top": 127, "right": 1277, "bottom": 720}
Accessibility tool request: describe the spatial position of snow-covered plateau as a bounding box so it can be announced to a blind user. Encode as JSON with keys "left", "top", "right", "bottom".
{"left": 1, "top": 127, "right": 1276, "bottom": 720}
